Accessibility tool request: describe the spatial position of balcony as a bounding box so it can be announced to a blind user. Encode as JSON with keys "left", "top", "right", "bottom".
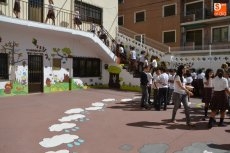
{"left": 181, "top": 8, "right": 230, "bottom": 24}
{"left": 0, "top": 0, "right": 115, "bottom": 49}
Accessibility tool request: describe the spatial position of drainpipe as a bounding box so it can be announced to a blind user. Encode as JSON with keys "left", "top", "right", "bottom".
{"left": 209, "top": 44, "right": 212, "bottom": 68}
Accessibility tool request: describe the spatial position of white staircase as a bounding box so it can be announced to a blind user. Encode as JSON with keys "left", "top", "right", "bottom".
{"left": 116, "top": 26, "right": 230, "bottom": 71}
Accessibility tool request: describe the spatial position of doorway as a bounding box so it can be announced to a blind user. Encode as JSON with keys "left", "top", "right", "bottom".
{"left": 28, "top": 54, "right": 43, "bottom": 93}
{"left": 186, "top": 29, "right": 203, "bottom": 50}
{"left": 28, "top": 0, "right": 44, "bottom": 22}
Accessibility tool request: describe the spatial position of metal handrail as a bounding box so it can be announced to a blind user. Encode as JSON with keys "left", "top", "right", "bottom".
{"left": 118, "top": 26, "right": 169, "bottom": 53}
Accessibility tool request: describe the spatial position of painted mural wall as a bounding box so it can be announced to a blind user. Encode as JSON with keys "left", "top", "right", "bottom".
{"left": 0, "top": 21, "right": 114, "bottom": 96}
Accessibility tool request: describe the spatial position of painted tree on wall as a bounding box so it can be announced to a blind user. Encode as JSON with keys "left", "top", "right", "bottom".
{"left": 52, "top": 47, "right": 72, "bottom": 64}
{"left": 0, "top": 41, "right": 25, "bottom": 84}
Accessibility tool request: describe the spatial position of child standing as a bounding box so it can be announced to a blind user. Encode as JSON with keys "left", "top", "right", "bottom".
{"left": 45, "top": 0, "right": 55, "bottom": 25}
{"left": 13, "top": 0, "right": 20, "bottom": 18}
{"left": 74, "top": 9, "right": 82, "bottom": 30}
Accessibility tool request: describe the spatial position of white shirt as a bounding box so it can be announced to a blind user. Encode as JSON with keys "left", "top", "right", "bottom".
{"left": 212, "top": 76, "right": 228, "bottom": 91}
{"left": 168, "top": 74, "right": 175, "bottom": 89}
{"left": 48, "top": 4, "right": 54, "bottom": 11}
{"left": 75, "top": 10, "right": 80, "bottom": 18}
{"left": 152, "top": 73, "right": 160, "bottom": 89}
{"left": 151, "top": 59, "right": 157, "bottom": 68}
{"left": 228, "top": 78, "right": 230, "bottom": 88}
{"left": 130, "top": 50, "right": 136, "bottom": 60}
{"left": 119, "top": 46, "right": 124, "bottom": 54}
{"left": 185, "top": 76, "right": 193, "bottom": 84}
{"left": 174, "top": 75, "right": 186, "bottom": 94}
{"left": 143, "top": 59, "right": 148, "bottom": 67}
{"left": 146, "top": 72, "right": 153, "bottom": 85}
{"left": 197, "top": 72, "right": 205, "bottom": 79}
{"left": 158, "top": 72, "right": 169, "bottom": 88}
{"left": 191, "top": 72, "right": 197, "bottom": 79}
{"left": 139, "top": 55, "right": 145, "bottom": 63}
{"left": 203, "top": 77, "right": 213, "bottom": 88}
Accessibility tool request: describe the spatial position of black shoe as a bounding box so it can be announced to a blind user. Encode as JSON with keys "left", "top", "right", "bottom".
{"left": 218, "top": 122, "right": 227, "bottom": 127}
{"left": 187, "top": 123, "right": 195, "bottom": 127}
{"left": 202, "top": 116, "right": 208, "bottom": 121}
{"left": 144, "top": 105, "right": 151, "bottom": 110}
{"left": 208, "top": 117, "right": 214, "bottom": 128}
{"left": 218, "top": 118, "right": 227, "bottom": 127}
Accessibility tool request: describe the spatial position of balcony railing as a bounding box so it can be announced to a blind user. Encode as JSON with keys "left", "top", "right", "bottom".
{"left": 170, "top": 43, "right": 230, "bottom": 55}
{"left": 0, "top": 0, "right": 116, "bottom": 52}
{"left": 118, "top": 26, "right": 169, "bottom": 53}
{"left": 181, "top": 8, "right": 230, "bottom": 23}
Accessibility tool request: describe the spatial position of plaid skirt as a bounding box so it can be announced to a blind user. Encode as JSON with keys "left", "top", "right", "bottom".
{"left": 13, "top": 2, "right": 20, "bottom": 12}
{"left": 74, "top": 17, "right": 82, "bottom": 25}
{"left": 202, "top": 87, "right": 213, "bottom": 105}
{"left": 210, "top": 90, "right": 228, "bottom": 112}
{"left": 47, "top": 10, "right": 55, "bottom": 19}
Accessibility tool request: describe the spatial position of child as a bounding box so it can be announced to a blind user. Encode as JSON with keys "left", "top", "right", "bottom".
{"left": 13, "top": 0, "right": 20, "bottom": 18}
{"left": 45, "top": 0, "right": 55, "bottom": 25}
{"left": 74, "top": 9, "right": 82, "bottom": 30}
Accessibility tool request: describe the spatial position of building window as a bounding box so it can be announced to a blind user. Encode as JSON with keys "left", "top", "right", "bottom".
{"left": 163, "top": 30, "right": 176, "bottom": 43}
{"left": 212, "top": 26, "right": 228, "bottom": 42}
{"left": 0, "top": 53, "right": 8, "bottom": 80}
{"left": 52, "top": 58, "right": 61, "bottom": 70}
{"left": 163, "top": 4, "right": 176, "bottom": 17}
{"left": 185, "top": 1, "right": 203, "bottom": 20}
{"left": 118, "top": 0, "right": 124, "bottom": 4}
{"left": 134, "top": 34, "right": 145, "bottom": 44}
{"left": 0, "top": 0, "right": 6, "bottom": 3}
{"left": 135, "top": 11, "right": 145, "bottom": 23}
{"left": 118, "top": 15, "right": 124, "bottom": 25}
{"left": 75, "top": 0, "right": 102, "bottom": 25}
{"left": 73, "top": 57, "right": 101, "bottom": 77}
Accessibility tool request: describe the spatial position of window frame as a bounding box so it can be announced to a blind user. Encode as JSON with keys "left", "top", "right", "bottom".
{"left": 163, "top": 3, "right": 177, "bottom": 17}
{"left": 162, "top": 30, "right": 176, "bottom": 43}
{"left": 211, "top": 25, "right": 229, "bottom": 43}
{"left": 184, "top": 0, "right": 204, "bottom": 20}
{"left": 0, "top": 53, "right": 9, "bottom": 80}
{"left": 52, "top": 58, "right": 61, "bottom": 70}
{"left": 75, "top": 0, "right": 103, "bottom": 25}
{"left": 0, "top": 0, "right": 6, "bottom": 3}
{"left": 118, "top": 15, "right": 124, "bottom": 26}
{"left": 134, "top": 10, "right": 146, "bottom": 23}
{"left": 118, "top": 0, "right": 124, "bottom": 4}
{"left": 73, "top": 57, "right": 101, "bottom": 77}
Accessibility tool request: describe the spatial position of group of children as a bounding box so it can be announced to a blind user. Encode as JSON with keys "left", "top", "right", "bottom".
{"left": 140, "top": 62, "right": 230, "bottom": 128}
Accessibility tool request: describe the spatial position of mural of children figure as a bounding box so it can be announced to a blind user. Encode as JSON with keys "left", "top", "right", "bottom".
{"left": 45, "top": 0, "right": 55, "bottom": 25}
{"left": 13, "top": 0, "right": 20, "bottom": 18}
{"left": 74, "top": 9, "right": 82, "bottom": 30}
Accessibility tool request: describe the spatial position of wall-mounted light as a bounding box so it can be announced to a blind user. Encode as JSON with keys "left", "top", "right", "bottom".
{"left": 104, "top": 64, "right": 108, "bottom": 69}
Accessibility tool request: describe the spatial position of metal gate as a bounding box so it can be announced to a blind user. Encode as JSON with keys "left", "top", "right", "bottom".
{"left": 28, "top": 54, "right": 43, "bottom": 93}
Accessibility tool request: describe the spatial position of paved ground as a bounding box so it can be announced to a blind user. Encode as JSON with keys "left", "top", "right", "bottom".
{"left": 0, "top": 89, "right": 229, "bottom": 153}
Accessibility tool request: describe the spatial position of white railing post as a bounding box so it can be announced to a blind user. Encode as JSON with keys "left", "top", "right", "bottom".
{"left": 209, "top": 44, "right": 212, "bottom": 68}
